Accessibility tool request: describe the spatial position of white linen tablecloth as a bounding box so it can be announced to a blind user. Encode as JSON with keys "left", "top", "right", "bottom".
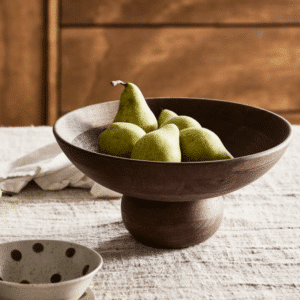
{"left": 0, "top": 126, "right": 299, "bottom": 300}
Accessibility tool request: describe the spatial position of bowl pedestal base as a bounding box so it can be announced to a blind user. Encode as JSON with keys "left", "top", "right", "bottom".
{"left": 121, "top": 196, "right": 224, "bottom": 249}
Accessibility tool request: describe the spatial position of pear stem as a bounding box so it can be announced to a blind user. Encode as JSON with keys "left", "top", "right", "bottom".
{"left": 111, "top": 80, "right": 128, "bottom": 87}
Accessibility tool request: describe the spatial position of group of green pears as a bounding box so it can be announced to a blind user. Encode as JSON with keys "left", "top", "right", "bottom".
{"left": 98, "top": 81, "right": 233, "bottom": 162}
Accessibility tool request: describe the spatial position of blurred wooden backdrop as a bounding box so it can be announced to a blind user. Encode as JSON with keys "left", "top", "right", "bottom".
{"left": 1, "top": 0, "right": 300, "bottom": 126}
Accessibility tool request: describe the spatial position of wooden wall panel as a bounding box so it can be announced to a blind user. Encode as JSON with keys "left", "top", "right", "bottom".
{"left": 47, "top": 0, "right": 59, "bottom": 126}
{"left": 0, "top": 0, "right": 46, "bottom": 126}
{"left": 1, "top": 1, "right": 299, "bottom": 126}
{"left": 61, "top": 0, "right": 300, "bottom": 24}
{"left": 61, "top": 27, "right": 300, "bottom": 123}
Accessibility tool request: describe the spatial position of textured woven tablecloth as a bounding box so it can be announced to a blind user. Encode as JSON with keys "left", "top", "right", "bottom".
{"left": 0, "top": 126, "right": 299, "bottom": 300}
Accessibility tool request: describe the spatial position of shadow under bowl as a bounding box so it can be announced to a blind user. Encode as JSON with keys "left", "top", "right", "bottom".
{"left": 53, "top": 98, "right": 293, "bottom": 248}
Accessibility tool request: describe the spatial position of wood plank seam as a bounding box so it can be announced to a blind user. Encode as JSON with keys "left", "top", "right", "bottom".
{"left": 60, "top": 22, "right": 300, "bottom": 28}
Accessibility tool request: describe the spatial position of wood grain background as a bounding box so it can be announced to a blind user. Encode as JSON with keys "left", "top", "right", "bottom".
{"left": 61, "top": 28, "right": 300, "bottom": 114}
{"left": 0, "top": 0, "right": 46, "bottom": 126}
{"left": 61, "top": 0, "right": 300, "bottom": 24}
{"left": 1, "top": 0, "right": 300, "bottom": 125}
{"left": 60, "top": 0, "right": 300, "bottom": 124}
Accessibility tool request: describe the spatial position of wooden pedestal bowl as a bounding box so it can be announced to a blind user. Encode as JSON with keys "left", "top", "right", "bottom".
{"left": 53, "top": 98, "right": 293, "bottom": 249}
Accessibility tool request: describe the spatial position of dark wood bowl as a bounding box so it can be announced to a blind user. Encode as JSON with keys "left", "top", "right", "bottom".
{"left": 53, "top": 98, "right": 293, "bottom": 248}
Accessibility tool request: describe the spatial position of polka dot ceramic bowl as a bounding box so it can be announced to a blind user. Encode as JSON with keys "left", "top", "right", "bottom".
{"left": 0, "top": 240, "right": 103, "bottom": 300}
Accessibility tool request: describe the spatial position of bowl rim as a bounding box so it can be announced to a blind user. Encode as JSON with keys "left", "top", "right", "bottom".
{"left": 53, "top": 97, "right": 294, "bottom": 165}
{"left": 0, "top": 239, "right": 103, "bottom": 288}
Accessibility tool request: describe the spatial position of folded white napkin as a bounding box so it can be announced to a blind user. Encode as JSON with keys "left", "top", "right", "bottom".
{"left": 0, "top": 142, "right": 122, "bottom": 198}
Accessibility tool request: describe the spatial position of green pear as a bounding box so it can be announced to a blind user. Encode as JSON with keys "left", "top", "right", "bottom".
{"left": 131, "top": 124, "right": 181, "bottom": 162}
{"left": 98, "top": 122, "right": 146, "bottom": 158}
{"left": 161, "top": 115, "right": 201, "bottom": 130}
{"left": 180, "top": 127, "right": 234, "bottom": 161}
{"left": 111, "top": 80, "right": 158, "bottom": 133}
{"left": 158, "top": 109, "right": 178, "bottom": 127}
